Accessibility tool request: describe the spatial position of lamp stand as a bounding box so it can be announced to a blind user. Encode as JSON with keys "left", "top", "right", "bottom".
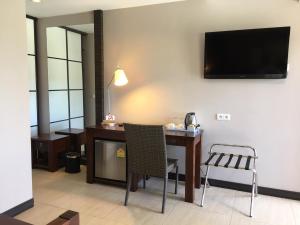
{"left": 102, "top": 75, "right": 116, "bottom": 126}
{"left": 102, "top": 67, "right": 128, "bottom": 127}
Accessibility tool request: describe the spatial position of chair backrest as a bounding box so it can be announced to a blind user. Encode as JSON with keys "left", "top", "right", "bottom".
{"left": 124, "top": 123, "right": 167, "bottom": 178}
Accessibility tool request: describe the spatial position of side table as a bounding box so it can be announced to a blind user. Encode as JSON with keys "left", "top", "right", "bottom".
{"left": 31, "top": 134, "right": 70, "bottom": 172}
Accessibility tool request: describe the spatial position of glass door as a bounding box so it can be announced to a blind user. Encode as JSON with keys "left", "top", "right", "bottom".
{"left": 26, "top": 17, "right": 38, "bottom": 136}
{"left": 47, "top": 27, "right": 84, "bottom": 132}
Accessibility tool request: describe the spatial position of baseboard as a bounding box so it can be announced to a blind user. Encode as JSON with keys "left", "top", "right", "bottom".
{"left": 2, "top": 198, "right": 34, "bottom": 217}
{"left": 169, "top": 173, "right": 186, "bottom": 182}
{"left": 169, "top": 173, "right": 300, "bottom": 201}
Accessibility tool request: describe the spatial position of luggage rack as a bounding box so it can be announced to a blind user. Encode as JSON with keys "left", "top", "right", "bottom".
{"left": 200, "top": 144, "right": 258, "bottom": 217}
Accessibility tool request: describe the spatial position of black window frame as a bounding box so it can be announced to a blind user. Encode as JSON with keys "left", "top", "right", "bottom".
{"left": 47, "top": 26, "right": 86, "bottom": 130}
{"left": 26, "top": 15, "right": 40, "bottom": 135}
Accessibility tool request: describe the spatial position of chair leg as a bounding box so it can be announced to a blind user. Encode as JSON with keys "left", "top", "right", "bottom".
{"left": 250, "top": 172, "right": 256, "bottom": 217}
{"left": 143, "top": 175, "right": 146, "bottom": 189}
{"left": 162, "top": 176, "right": 168, "bottom": 213}
{"left": 175, "top": 166, "right": 179, "bottom": 194}
{"left": 124, "top": 173, "right": 132, "bottom": 206}
{"left": 200, "top": 165, "right": 210, "bottom": 207}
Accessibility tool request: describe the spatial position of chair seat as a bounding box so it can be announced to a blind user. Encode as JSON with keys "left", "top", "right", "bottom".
{"left": 167, "top": 158, "right": 178, "bottom": 172}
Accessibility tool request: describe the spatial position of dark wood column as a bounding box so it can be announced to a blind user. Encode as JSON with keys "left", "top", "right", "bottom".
{"left": 94, "top": 10, "right": 104, "bottom": 124}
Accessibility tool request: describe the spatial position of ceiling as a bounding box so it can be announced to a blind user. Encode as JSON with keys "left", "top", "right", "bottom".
{"left": 67, "top": 24, "right": 94, "bottom": 34}
{"left": 26, "top": 0, "right": 184, "bottom": 18}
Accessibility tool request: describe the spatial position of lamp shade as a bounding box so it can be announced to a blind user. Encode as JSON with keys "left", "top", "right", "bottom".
{"left": 114, "top": 69, "right": 128, "bottom": 86}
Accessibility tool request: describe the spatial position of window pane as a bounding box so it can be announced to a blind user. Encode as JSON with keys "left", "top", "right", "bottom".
{"left": 48, "top": 58, "right": 68, "bottom": 90}
{"left": 30, "top": 92, "right": 38, "bottom": 126}
{"left": 50, "top": 121, "right": 69, "bottom": 133}
{"left": 67, "top": 31, "right": 82, "bottom": 61}
{"left": 47, "top": 27, "right": 66, "bottom": 59}
{"left": 70, "top": 90, "right": 83, "bottom": 118}
{"left": 28, "top": 55, "right": 36, "bottom": 91}
{"left": 71, "top": 117, "right": 84, "bottom": 129}
{"left": 31, "top": 126, "right": 38, "bottom": 137}
{"left": 49, "top": 91, "right": 69, "bottom": 122}
{"left": 26, "top": 18, "right": 35, "bottom": 55}
{"left": 69, "top": 61, "right": 83, "bottom": 89}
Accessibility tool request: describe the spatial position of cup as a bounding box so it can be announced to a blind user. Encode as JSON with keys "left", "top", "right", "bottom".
{"left": 187, "top": 125, "right": 196, "bottom": 132}
{"left": 165, "top": 123, "right": 176, "bottom": 130}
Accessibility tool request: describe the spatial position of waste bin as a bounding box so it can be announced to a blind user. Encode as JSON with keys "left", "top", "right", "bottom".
{"left": 65, "top": 152, "right": 81, "bottom": 173}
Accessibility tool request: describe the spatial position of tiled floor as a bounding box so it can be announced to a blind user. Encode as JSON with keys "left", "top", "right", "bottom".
{"left": 16, "top": 167, "right": 300, "bottom": 225}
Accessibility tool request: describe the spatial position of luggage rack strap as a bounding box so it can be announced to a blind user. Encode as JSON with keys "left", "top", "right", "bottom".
{"left": 208, "top": 152, "right": 257, "bottom": 159}
{"left": 214, "top": 153, "right": 225, "bottom": 167}
{"left": 204, "top": 152, "right": 217, "bottom": 165}
{"left": 224, "top": 154, "right": 234, "bottom": 168}
{"left": 204, "top": 152, "right": 257, "bottom": 170}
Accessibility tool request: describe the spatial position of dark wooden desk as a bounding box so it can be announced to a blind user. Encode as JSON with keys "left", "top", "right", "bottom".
{"left": 55, "top": 129, "right": 86, "bottom": 153}
{"left": 86, "top": 125, "right": 203, "bottom": 203}
{"left": 31, "top": 134, "right": 70, "bottom": 172}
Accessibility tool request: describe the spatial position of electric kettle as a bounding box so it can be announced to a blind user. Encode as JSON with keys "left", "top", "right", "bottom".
{"left": 184, "top": 112, "right": 199, "bottom": 129}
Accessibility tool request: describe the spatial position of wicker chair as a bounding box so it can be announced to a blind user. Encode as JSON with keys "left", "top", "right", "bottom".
{"left": 124, "top": 123, "right": 179, "bottom": 213}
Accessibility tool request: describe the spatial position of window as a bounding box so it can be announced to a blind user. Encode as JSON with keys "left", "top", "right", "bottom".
{"left": 26, "top": 17, "right": 38, "bottom": 136}
{"left": 47, "top": 27, "right": 84, "bottom": 132}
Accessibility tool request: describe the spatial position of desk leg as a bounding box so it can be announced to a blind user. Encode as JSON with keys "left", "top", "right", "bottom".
{"left": 48, "top": 143, "right": 57, "bottom": 172}
{"left": 130, "top": 174, "right": 139, "bottom": 192}
{"left": 185, "top": 141, "right": 195, "bottom": 203}
{"left": 195, "top": 138, "right": 202, "bottom": 189}
{"left": 86, "top": 132, "right": 94, "bottom": 183}
{"left": 74, "top": 137, "right": 82, "bottom": 153}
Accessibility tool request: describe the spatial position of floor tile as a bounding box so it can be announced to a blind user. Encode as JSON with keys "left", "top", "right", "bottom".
{"left": 15, "top": 168, "right": 298, "bottom": 225}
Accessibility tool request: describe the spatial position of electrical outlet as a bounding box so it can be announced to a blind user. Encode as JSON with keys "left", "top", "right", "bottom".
{"left": 224, "top": 114, "right": 231, "bottom": 120}
{"left": 217, "top": 113, "right": 231, "bottom": 121}
{"left": 217, "top": 114, "right": 224, "bottom": 120}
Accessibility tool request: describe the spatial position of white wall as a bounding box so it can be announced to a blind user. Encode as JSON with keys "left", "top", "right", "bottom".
{"left": 0, "top": 0, "right": 33, "bottom": 213}
{"left": 104, "top": 0, "right": 300, "bottom": 192}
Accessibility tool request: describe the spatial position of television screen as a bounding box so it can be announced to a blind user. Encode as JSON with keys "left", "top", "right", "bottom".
{"left": 204, "top": 27, "right": 290, "bottom": 79}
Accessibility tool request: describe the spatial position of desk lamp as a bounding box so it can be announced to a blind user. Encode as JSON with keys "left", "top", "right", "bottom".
{"left": 103, "top": 67, "right": 128, "bottom": 126}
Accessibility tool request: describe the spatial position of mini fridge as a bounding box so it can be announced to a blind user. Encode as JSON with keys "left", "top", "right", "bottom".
{"left": 94, "top": 140, "right": 126, "bottom": 182}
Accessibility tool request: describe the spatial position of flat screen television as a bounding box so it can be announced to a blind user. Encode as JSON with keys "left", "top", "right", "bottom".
{"left": 204, "top": 27, "right": 290, "bottom": 79}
